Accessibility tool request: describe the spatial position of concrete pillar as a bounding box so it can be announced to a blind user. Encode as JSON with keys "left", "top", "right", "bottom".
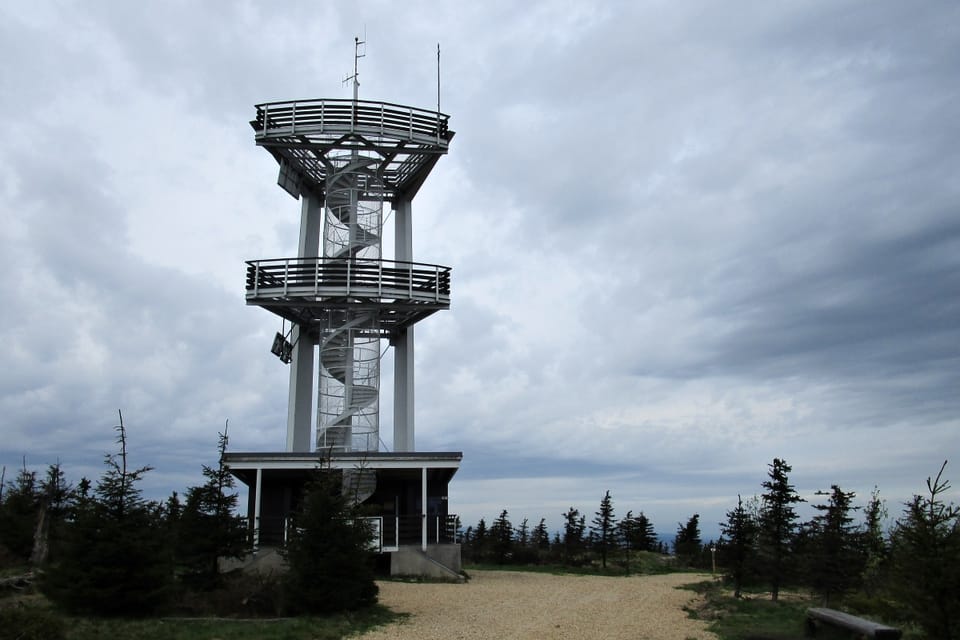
{"left": 286, "top": 191, "right": 322, "bottom": 452}
{"left": 394, "top": 198, "right": 415, "bottom": 451}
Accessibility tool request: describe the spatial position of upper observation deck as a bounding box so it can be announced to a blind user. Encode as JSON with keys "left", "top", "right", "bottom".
{"left": 251, "top": 98, "right": 453, "bottom": 200}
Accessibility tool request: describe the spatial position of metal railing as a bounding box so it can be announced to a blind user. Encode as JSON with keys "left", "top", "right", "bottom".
{"left": 246, "top": 257, "right": 451, "bottom": 302}
{"left": 251, "top": 514, "right": 458, "bottom": 550}
{"left": 254, "top": 98, "right": 451, "bottom": 145}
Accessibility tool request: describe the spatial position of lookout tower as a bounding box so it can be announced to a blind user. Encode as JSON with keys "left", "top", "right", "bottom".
{"left": 224, "top": 45, "right": 463, "bottom": 578}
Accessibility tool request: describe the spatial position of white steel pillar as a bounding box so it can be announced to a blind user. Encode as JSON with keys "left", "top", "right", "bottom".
{"left": 286, "top": 327, "right": 315, "bottom": 452}
{"left": 286, "top": 191, "right": 322, "bottom": 452}
{"left": 394, "top": 198, "right": 415, "bottom": 451}
{"left": 253, "top": 467, "right": 263, "bottom": 549}
{"left": 421, "top": 465, "right": 428, "bottom": 551}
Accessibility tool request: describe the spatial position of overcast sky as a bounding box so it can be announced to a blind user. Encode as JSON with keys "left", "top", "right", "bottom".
{"left": 2, "top": 1, "right": 958, "bottom": 540}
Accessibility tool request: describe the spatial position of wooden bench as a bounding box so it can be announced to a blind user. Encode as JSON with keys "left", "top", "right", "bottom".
{"left": 806, "top": 607, "right": 902, "bottom": 639}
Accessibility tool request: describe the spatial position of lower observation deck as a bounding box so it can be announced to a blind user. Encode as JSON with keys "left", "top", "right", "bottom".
{"left": 246, "top": 257, "right": 451, "bottom": 337}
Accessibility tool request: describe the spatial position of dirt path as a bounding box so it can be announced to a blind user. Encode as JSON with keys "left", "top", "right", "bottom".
{"left": 358, "top": 570, "right": 719, "bottom": 640}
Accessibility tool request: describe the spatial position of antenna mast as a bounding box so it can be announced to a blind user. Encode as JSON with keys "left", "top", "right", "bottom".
{"left": 344, "top": 34, "right": 366, "bottom": 102}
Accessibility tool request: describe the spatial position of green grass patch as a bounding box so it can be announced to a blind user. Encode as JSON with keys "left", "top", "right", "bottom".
{"left": 62, "top": 605, "right": 402, "bottom": 640}
{"left": 682, "top": 580, "right": 816, "bottom": 640}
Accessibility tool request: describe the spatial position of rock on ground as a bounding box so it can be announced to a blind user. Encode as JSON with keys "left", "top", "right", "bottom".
{"left": 359, "top": 570, "right": 719, "bottom": 640}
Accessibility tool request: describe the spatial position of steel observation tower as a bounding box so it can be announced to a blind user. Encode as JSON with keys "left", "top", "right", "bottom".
{"left": 247, "top": 43, "right": 452, "bottom": 463}
{"left": 225, "top": 43, "right": 463, "bottom": 574}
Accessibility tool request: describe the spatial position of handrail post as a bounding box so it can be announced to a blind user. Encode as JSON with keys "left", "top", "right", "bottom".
{"left": 320, "top": 99, "right": 324, "bottom": 130}
{"left": 253, "top": 262, "right": 260, "bottom": 297}
{"left": 378, "top": 259, "right": 383, "bottom": 297}
{"left": 408, "top": 262, "right": 413, "bottom": 299}
{"left": 291, "top": 102, "right": 296, "bottom": 135}
{"left": 262, "top": 105, "right": 269, "bottom": 136}
{"left": 435, "top": 265, "right": 440, "bottom": 301}
{"left": 283, "top": 260, "right": 289, "bottom": 296}
{"left": 346, "top": 258, "right": 352, "bottom": 296}
{"left": 408, "top": 108, "right": 413, "bottom": 139}
{"left": 314, "top": 257, "right": 320, "bottom": 295}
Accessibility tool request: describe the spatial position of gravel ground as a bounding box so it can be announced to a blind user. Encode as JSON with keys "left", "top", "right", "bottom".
{"left": 358, "top": 570, "right": 719, "bottom": 640}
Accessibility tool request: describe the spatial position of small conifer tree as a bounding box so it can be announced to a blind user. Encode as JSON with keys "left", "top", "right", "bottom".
{"left": 561, "top": 507, "right": 585, "bottom": 565}
{"left": 591, "top": 491, "right": 616, "bottom": 568}
{"left": 177, "top": 422, "right": 247, "bottom": 589}
{"left": 674, "top": 513, "right": 702, "bottom": 565}
{"left": 490, "top": 509, "right": 514, "bottom": 564}
{"left": 281, "top": 469, "right": 378, "bottom": 614}
{"left": 807, "top": 485, "right": 862, "bottom": 606}
{"left": 888, "top": 461, "right": 960, "bottom": 640}
{"left": 43, "top": 411, "right": 173, "bottom": 616}
{"left": 721, "top": 495, "right": 758, "bottom": 598}
{"left": 758, "top": 457, "right": 803, "bottom": 601}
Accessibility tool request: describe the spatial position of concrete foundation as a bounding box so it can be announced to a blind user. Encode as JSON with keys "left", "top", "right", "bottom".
{"left": 390, "top": 544, "right": 463, "bottom": 581}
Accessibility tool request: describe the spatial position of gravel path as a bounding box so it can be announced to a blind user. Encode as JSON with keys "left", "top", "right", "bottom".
{"left": 358, "top": 570, "right": 719, "bottom": 640}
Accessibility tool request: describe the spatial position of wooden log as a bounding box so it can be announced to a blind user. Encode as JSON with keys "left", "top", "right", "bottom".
{"left": 806, "top": 607, "right": 902, "bottom": 639}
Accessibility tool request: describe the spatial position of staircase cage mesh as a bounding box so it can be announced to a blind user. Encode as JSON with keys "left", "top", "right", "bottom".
{"left": 317, "top": 152, "right": 384, "bottom": 453}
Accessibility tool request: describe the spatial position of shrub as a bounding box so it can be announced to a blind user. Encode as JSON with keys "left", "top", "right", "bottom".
{"left": 0, "top": 606, "right": 66, "bottom": 640}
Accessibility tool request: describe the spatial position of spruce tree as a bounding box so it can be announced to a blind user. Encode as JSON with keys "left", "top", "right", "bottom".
{"left": 532, "top": 518, "right": 550, "bottom": 550}
{"left": 561, "top": 507, "right": 584, "bottom": 565}
{"left": 618, "top": 510, "right": 638, "bottom": 574}
{"left": 516, "top": 517, "right": 530, "bottom": 547}
{"left": 42, "top": 412, "right": 173, "bottom": 616}
{"left": 489, "top": 509, "right": 514, "bottom": 564}
{"left": 807, "top": 485, "right": 862, "bottom": 606}
{"left": 674, "top": 513, "right": 702, "bottom": 566}
{"left": 472, "top": 517, "right": 489, "bottom": 563}
{"left": 591, "top": 491, "right": 616, "bottom": 569}
{"left": 282, "top": 469, "right": 378, "bottom": 614}
{"left": 634, "top": 512, "right": 657, "bottom": 552}
{"left": 31, "top": 463, "right": 73, "bottom": 566}
{"left": 0, "top": 462, "right": 39, "bottom": 562}
{"left": 888, "top": 461, "right": 960, "bottom": 640}
{"left": 720, "top": 495, "right": 757, "bottom": 598}
{"left": 758, "top": 457, "right": 803, "bottom": 601}
{"left": 177, "top": 423, "right": 247, "bottom": 589}
{"left": 860, "top": 486, "right": 887, "bottom": 597}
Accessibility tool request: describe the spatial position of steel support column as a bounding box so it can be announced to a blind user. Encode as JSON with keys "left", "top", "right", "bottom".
{"left": 253, "top": 467, "right": 263, "bottom": 549}
{"left": 421, "top": 465, "right": 428, "bottom": 551}
{"left": 394, "top": 198, "right": 415, "bottom": 451}
{"left": 286, "top": 191, "right": 322, "bottom": 452}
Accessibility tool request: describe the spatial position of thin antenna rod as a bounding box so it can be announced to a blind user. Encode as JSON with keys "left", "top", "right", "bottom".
{"left": 353, "top": 36, "right": 365, "bottom": 102}
{"left": 344, "top": 33, "right": 366, "bottom": 101}
{"left": 437, "top": 43, "right": 441, "bottom": 114}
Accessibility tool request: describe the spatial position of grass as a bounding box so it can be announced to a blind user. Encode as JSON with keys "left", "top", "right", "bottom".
{"left": 1, "top": 590, "right": 403, "bottom": 640}
{"left": 682, "top": 581, "right": 924, "bottom": 640}
{"left": 62, "top": 606, "right": 403, "bottom": 640}
{"left": 682, "top": 580, "right": 818, "bottom": 640}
